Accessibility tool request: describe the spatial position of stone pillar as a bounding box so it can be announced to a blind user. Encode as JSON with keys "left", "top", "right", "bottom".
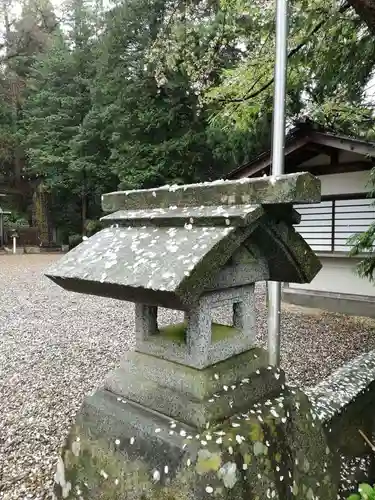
{"left": 232, "top": 288, "right": 256, "bottom": 343}
{"left": 134, "top": 304, "right": 158, "bottom": 342}
{"left": 185, "top": 302, "right": 211, "bottom": 367}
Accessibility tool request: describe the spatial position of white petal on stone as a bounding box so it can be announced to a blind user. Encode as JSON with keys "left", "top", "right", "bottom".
{"left": 100, "top": 470, "right": 108, "bottom": 480}
{"left": 130, "top": 437, "right": 135, "bottom": 445}
{"left": 164, "top": 466, "right": 169, "bottom": 474}
{"left": 205, "top": 486, "right": 214, "bottom": 494}
{"left": 153, "top": 470, "right": 160, "bottom": 482}
{"left": 218, "top": 462, "right": 238, "bottom": 489}
{"left": 115, "top": 439, "right": 120, "bottom": 445}
{"left": 155, "top": 428, "right": 161, "bottom": 433}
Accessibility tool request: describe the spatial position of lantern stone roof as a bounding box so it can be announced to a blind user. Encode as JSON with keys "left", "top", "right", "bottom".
{"left": 46, "top": 173, "right": 322, "bottom": 308}
{"left": 101, "top": 171, "right": 320, "bottom": 212}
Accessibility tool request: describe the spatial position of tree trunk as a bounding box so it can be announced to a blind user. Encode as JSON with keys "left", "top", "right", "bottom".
{"left": 348, "top": 0, "right": 375, "bottom": 34}
{"left": 82, "top": 169, "right": 87, "bottom": 235}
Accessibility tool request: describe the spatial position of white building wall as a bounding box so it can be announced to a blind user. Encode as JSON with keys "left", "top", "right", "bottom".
{"left": 319, "top": 171, "right": 371, "bottom": 196}
{"left": 289, "top": 170, "right": 375, "bottom": 299}
{"left": 289, "top": 257, "right": 375, "bottom": 297}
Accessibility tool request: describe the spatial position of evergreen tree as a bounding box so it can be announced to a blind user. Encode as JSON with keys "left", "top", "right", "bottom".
{"left": 21, "top": 0, "right": 114, "bottom": 234}
{"left": 80, "top": 0, "right": 228, "bottom": 190}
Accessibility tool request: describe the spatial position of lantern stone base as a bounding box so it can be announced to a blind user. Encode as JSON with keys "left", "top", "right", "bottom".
{"left": 53, "top": 381, "right": 338, "bottom": 500}
{"left": 53, "top": 348, "right": 338, "bottom": 500}
{"left": 104, "top": 348, "right": 282, "bottom": 428}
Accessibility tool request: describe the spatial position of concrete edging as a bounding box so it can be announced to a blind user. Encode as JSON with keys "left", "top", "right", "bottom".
{"left": 283, "top": 287, "right": 375, "bottom": 319}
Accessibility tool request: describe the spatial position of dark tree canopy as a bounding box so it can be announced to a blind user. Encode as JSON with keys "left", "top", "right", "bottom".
{"left": 348, "top": 0, "right": 375, "bottom": 33}
{"left": 0, "top": 0, "right": 374, "bottom": 279}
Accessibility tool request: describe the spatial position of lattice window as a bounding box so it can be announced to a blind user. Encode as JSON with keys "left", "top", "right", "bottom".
{"left": 294, "top": 197, "right": 375, "bottom": 253}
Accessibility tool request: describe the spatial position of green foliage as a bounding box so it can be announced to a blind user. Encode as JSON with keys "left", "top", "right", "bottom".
{"left": 0, "top": 86, "right": 16, "bottom": 171}
{"left": 147, "top": 0, "right": 375, "bottom": 162}
{"left": 349, "top": 220, "right": 375, "bottom": 282}
{"left": 347, "top": 483, "right": 375, "bottom": 499}
{"left": 20, "top": 0, "right": 117, "bottom": 234}
{"left": 3, "top": 212, "right": 30, "bottom": 229}
{"left": 68, "top": 233, "right": 83, "bottom": 249}
{"left": 147, "top": 0, "right": 375, "bottom": 280}
{"left": 1, "top": 0, "right": 375, "bottom": 280}
{"left": 85, "top": 219, "right": 103, "bottom": 237}
{"left": 82, "top": 0, "right": 229, "bottom": 189}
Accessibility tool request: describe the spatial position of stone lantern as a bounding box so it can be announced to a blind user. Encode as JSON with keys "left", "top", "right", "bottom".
{"left": 46, "top": 173, "right": 337, "bottom": 500}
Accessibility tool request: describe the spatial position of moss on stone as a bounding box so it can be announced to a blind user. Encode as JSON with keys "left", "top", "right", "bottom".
{"left": 159, "top": 322, "right": 238, "bottom": 344}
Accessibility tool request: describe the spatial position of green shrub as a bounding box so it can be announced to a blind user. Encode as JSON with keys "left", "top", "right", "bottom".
{"left": 3, "top": 213, "right": 30, "bottom": 229}
{"left": 85, "top": 219, "right": 103, "bottom": 237}
{"left": 348, "top": 483, "right": 375, "bottom": 499}
{"left": 68, "top": 233, "right": 83, "bottom": 250}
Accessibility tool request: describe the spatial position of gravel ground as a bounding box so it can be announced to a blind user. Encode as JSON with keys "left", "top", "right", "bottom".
{"left": 1, "top": 254, "right": 375, "bottom": 499}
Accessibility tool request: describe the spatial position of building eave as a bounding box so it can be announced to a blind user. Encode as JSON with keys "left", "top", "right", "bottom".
{"left": 227, "top": 122, "right": 375, "bottom": 180}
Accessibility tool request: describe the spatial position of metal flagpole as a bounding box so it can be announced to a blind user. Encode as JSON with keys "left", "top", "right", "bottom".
{"left": 268, "top": 0, "right": 289, "bottom": 367}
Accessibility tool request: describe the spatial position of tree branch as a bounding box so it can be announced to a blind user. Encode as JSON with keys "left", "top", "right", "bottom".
{"left": 218, "top": 3, "right": 350, "bottom": 104}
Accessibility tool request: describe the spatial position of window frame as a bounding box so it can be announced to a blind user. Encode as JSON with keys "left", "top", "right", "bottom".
{"left": 295, "top": 192, "right": 375, "bottom": 255}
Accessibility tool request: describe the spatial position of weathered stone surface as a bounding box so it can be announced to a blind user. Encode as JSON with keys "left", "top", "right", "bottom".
{"left": 101, "top": 204, "right": 262, "bottom": 227}
{"left": 135, "top": 304, "right": 159, "bottom": 343}
{"left": 306, "top": 350, "right": 375, "bottom": 423}
{"left": 104, "top": 349, "right": 282, "bottom": 427}
{"left": 45, "top": 215, "right": 321, "bottom": 308}
{"left": 118, "top": 349, "right": 268, "bottom": 400}
{"left": 135, "top": 287, "right": 256, "bottom": 369}
{"left": 304, "top": 350, "right": 375, "bottom": 497}
{"left": 46, "top": 173, "right": 322, "bottom": 307}
{"left": 101, "top": 172, "right": 320, "bottom": 212}
{"left": 306, "top": 350, "right": 375, "bottom": 459}
{"left": 53, "top": 382, "right": 337, "bottom": 500}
